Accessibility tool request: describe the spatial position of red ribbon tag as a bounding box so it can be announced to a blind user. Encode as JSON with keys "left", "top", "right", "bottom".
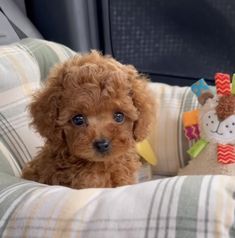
{"left": 215, "top": 73, "right": 231, "bottom": 96}
{"left": 184, "top": 125, "right": 200, "bottom": 141}
{"left": 217, "top": 144, "right": 235, "bottom": 164}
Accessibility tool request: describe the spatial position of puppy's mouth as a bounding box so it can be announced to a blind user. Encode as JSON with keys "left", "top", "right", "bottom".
{"left": 80, "top": 150, "right": 111, "bottom": 163}
{"left": 79, "top": 140, "right": 112, "bottom": 162}
{"left": 94, "top": 152, "right": 111, "bottom": 161}
{"left": 93, "top": 147, "right": 112, "bottom": 161}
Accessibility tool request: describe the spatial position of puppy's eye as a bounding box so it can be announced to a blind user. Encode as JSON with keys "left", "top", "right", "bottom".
{"left": 72, "top": 114, "right": 86, "bottom": 126}
{"left": 113, "top": 112, "right": 125, "bottom": 124}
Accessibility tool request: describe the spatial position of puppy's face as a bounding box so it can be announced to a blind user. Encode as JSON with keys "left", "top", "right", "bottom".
{"left": 58, "top": 79, "right": 138, "bottom": 161}
{"left": 30, "top": 51, "right": 156, "bottom": 162}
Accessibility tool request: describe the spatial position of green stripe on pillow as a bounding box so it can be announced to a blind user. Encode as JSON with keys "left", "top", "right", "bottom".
{"left": 0, "top": 148, "right": 15, "bottom": 176}
{"left": 175, "top": 176, "right": 204, "bottom": 238}
{"left": 0, "top": 141, "right": 21, "bottom": 176}
{"left": 17, "top": 38, "right": 69, "bottom": 81}
{"left": 18, "top": 38, "right": 74, "bottom": 80}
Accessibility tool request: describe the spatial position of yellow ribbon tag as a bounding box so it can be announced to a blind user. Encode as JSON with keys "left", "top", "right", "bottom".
{"left": 232, "top": 74, "right": 235, "bottom": 95}
{"left": 136, "top": 139, "right": 157, "bottom": 165}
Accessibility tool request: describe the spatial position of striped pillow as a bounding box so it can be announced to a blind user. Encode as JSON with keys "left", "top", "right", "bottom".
{"left": 0, "top": 38, "right": 76, "bottom": 175}
{"left": 149, "top": 83, "right": 199, "bottom": 176}
{"left": 0, "top": 173, "right": 234, "bottom": 237}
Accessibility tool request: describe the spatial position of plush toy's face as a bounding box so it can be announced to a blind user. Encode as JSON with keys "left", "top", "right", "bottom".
{"left": 200, "top": 96, "right": 235, "bottom": 144}
{"left": 202, "top": 110, "right": 235, "bottom": 144}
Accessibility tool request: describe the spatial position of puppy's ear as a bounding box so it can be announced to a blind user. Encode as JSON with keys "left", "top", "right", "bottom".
{"left": 128, "top": 66, "right": 156, "bottom": 142}
{"left": 29, "top": 68, "right": 64, "bottom": 144}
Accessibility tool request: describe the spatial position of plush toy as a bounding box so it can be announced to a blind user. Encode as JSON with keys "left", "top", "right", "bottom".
{"left": 178, "top": 73, "right": 235, "bottom": 175}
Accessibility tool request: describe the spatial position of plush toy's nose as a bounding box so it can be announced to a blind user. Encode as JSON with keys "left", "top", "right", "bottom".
{"left": 93, "top": 139, "right": 111, "bottom": 153}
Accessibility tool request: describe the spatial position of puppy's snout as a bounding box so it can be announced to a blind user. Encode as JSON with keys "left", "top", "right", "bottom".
{"left": 93, "top": 139, "right": 111, "bottom": 153}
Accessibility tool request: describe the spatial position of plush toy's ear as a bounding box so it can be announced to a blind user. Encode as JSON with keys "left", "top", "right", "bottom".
{"left": 128, "top": 67, "right": 156, "bottom": 142}
{"left": 198, "top": 91, "right": 214, "bottom": 105}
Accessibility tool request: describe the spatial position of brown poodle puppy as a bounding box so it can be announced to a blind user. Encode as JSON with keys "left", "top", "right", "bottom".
{"left": 22, "top": 51, "right": 155, "bottom": 189}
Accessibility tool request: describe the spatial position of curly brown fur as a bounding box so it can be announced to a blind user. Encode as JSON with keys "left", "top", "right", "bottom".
{"left": 216, "top": 95, "right": 235, "bottom": 121}
{"left": 22, "top": 50, "right": 156, "bottom": 189}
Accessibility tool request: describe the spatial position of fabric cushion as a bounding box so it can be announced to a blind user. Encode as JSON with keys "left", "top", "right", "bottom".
{"left": 149, "top": 83, "right": 199, "bottom": 176}
{"left": 0, "top": 38, "right": 76, "bottom": 175}
{"left": 0, "top": 173, "right": 234, "bottom": 237}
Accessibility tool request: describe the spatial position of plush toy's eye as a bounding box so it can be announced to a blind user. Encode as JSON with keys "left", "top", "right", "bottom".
{"left": 113, "top": 112, "right": 125, "bottom": 124}
{"left": 72, "top": 114, "right": 87, "bottom": 126}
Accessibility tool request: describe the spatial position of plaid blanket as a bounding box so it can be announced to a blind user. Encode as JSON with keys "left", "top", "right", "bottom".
{"left": 0, "top": 173, "right": 235, "bottom": 238}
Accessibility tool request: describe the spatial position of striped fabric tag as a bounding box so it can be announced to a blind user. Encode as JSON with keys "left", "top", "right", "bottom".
{"left": 191, "top": 78, "right": 210, "bottom": 97}
{"left": 217, "top": 144, "right": 235, "bottom": 164}
{"left": 182, "top": 110, "right": 199, "bottom": 127}
{"left": 215, "top": 73, "right": 231, "bottom": 96}
{"left": 184, "top": 125, "right": 200, "bottom": 141}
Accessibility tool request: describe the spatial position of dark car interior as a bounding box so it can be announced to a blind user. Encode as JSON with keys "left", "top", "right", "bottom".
{"left": 1, "top": 0, "right": 235, "bottom": 86}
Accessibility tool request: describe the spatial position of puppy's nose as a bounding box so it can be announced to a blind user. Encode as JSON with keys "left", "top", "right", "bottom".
{"left": 93, "top": 139, "right": 111, "bottom": 153}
